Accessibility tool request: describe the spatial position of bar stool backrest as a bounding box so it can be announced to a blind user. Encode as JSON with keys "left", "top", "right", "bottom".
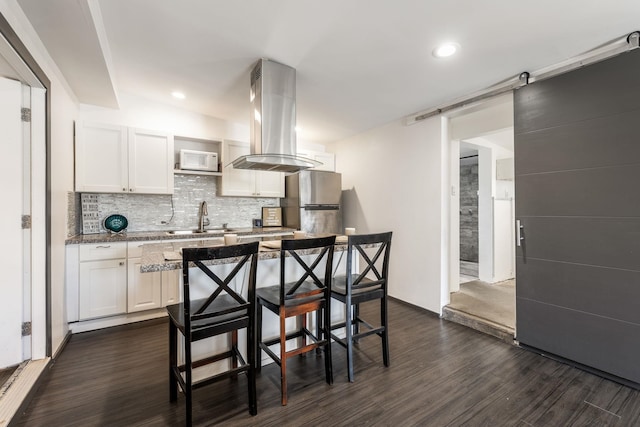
{"left": 181, "top": 242, "right": 259, "bottom": 336}
{"left": 345, "top": 232, "right": 392, "bottom": 298}
{"left": 279, "top": 236, "right": 336, "bottom": 304}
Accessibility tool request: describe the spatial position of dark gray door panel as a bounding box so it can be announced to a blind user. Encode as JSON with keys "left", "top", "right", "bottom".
{"left": 516, "top": 258, "right": 640, "bottom": 325}
{"left": 515, "top": 109, "right": 640, "bottom": 175}
{"left": 516, "top": 217, "right": 640, "bottom": 270}
{"left": 515, "top": 49, "right": 640, "bottom": 385}
{"left": 514, "top": 51, "right": 640, "bottom": 134}
{"left": 516, "top": 164, "right": 640, "bottom": 217}
{"left": 517, "top": 298, "right": 640, "bottom": 384}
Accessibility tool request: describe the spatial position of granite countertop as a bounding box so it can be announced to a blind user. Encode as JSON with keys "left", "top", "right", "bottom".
{"left": 65, "top": 227, "right": 296, "bottom": 245}
{"left": 140, "top": 234, "right": 350, "bottom": 273}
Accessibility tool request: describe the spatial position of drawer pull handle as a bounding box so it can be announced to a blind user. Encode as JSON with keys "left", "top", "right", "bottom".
{"left": 96, "top": 245, "right": 111, "bottom": 249}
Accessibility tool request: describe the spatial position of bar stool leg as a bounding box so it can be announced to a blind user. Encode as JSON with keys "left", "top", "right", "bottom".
{"left": 353, "top": 304, "right": 360, "bottom": 344}
{"left": 185, "top": 341, "right": 193, "bottom": 426}
{"left": 323, "top": 303, "right": 333, "bottom": 384}
{"left": 256, "top": 305, "right": 263, "bottom": 373}
{"left": 280, "top": 310, "right": 288, "bottom": 405}
{"left": 247, "top": 316, "right": 257, "bottom": 415}
{"left": 382, "top": 295, "right": 390, "bottom": 367}
{"left": 231, "top": 330, "right": 238, "bottom": 373}
{"left": 345, "top": 296, "right": 354, "bottom": 382}
{"left": 169, "top": 322, "right": 177, "bottom": 402}
{"left": 300, "top": 314, "right": 307, "bottom": 355}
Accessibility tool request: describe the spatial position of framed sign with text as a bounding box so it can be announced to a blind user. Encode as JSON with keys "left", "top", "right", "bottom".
{"left": 262, "top": 207, "right": 282, "bottom": 227}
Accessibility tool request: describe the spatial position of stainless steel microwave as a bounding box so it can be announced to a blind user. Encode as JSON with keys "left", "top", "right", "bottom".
{"left": 179, "top": 149, "right": 219, "bottom": 172}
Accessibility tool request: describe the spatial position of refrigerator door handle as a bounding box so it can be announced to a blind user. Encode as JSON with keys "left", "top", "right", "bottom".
{"left": 303, "top": 204, "right": 340, "bottom": 211}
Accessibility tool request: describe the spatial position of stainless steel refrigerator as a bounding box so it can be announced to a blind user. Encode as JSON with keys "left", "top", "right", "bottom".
{"left": 281, "top": 170, "right": 342, "bottom": 234}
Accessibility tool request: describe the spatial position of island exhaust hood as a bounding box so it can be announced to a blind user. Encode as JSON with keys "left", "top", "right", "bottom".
{"left": 231, "top": 59, "right": 320, "bottom": 173}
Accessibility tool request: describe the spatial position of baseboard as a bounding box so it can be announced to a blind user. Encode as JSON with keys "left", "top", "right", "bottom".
{"left": 388, "top": 296, "right": 440, "bottom": 318}
{"left": 2, "top": 358, "right": 50, "bottom": 427}
{"left": 69, "top": 310, "right": 168, "bottom": 334}
{"left": 52, "top": 331, "right": 72, "bottom": 360}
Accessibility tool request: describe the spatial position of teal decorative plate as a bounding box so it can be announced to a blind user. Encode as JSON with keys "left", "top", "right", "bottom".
{"left": 104, "top": 214, "right": 128, "bottom": 233}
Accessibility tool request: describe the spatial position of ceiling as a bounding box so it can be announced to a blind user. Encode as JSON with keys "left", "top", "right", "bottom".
{"left": 15, "top": 0, "right": 640, "bottom": 143}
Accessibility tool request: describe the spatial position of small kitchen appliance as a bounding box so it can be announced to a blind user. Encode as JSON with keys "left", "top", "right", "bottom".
{"left": 179, "top": 149, "right": 219, "bottom": 172}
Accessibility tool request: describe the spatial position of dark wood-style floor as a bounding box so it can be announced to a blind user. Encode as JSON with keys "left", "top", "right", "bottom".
{"left": 16, "top": 300, "right": 640, "bottom": 426}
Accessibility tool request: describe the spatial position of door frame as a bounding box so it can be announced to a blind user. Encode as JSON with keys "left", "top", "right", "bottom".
{"left": 1, "top": 12, "right": 52, "bottom": 359}
{"left": 442, "top": 93, "right": 514, "bottom": 306}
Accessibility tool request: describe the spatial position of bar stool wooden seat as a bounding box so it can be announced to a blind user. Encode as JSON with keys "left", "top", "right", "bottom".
{"left": 330, "top": 232, "right": 392, "bottom": 382}
{"left": 167, "top": 242, "right": 259, "bottom": 426}
{"left": 256, "top": 235, "right": 336, "bottom": 405}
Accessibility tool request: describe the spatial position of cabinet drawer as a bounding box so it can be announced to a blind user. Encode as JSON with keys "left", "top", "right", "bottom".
{"left": 127, "top": 241, "right": 151, "bottom": 258}
{"left": 79, "top": 242, "right": 127, "bottom": 261}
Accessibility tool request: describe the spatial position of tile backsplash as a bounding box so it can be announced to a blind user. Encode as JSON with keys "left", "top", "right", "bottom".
{"left": 69, "top": 174, "right": 279, "bottom": 235}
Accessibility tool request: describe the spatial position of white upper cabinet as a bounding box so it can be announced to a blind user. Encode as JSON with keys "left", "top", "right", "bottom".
{"left": 75, "top": 122, "right": 128, "bottom": 193}
{"left": 297, "top": 149, "right": 336, "bottom": 172}
{"left": 128, "top": 128, "right": 174, "bottom": 194}
{"left": 220, "top": 139, "right": 284, "bottom": 197}
{"left": 75, "top": 122, "right": 174, "bottom": 194}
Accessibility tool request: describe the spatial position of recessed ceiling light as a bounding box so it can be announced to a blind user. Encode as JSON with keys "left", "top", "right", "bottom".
{"left": 433, "top": 42, "right": 460, "bottom": 58}
{"left": 171, "top": 91, "right": 186, "bottom": 99}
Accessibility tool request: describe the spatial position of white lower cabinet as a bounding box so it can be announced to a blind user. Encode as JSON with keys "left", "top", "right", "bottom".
{"left": 127, "top": 242, "right": 162, "bottom": 312}
{"left": 127, "top": 259, "right": 162, "bottom": 312}
{"left": 79, "top": 243, "right": 127, "bottom": 320}
{"left": 162, "top": 269, "right": 181, "bottom": 306}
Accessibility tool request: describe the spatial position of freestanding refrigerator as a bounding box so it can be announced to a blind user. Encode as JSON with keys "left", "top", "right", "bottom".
{"left": 281, "top": 170, "right": 342, "bottom": 234}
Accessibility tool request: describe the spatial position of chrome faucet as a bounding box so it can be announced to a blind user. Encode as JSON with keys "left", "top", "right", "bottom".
{"left": 198, "top": 201, "right": 209, "bottom": 232}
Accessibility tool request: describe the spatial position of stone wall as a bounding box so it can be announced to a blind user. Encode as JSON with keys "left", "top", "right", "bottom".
{"left": 460, "top": 160, "right": 479, "bottom": 262}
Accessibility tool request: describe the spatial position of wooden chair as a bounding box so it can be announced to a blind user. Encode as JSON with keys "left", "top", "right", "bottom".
{"left": 330, "top": 232, "right": 392, "bottom": 382}
{"left": 256, "top": 235, "right": 336, "bottom": 405}
{"left": 167, "top": 242, "right": 259, "bottom": 426}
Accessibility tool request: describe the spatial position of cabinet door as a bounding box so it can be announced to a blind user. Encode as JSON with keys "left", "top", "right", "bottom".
{"left": 298, "top": 150, "right": 335, "bottom": 172}
{"left": 312, "top": 152, "right": 335, "bottom": 172}
{"left": 220, "top": 139, "right": 256, "bottom": 196}
{"left": 79, "top": 259, "right": 127, "bottom": 320}
{"left": 75, "top": 122, "right": 128, "bottom": 193}
{"left": 128, "top": 128, "right": 174, "bottom": 194}
{"left": 161, "top": 269, "right": 182, "bottom": 306}
{"left": 127, "top": 257, "right": 162, "bottom": 312}
{"left": 256, "top": 170, "right": 284, "bottom": 197}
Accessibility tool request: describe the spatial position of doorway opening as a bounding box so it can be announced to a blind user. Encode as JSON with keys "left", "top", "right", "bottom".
{"left": 443, "top": 95, "right": 516, "bottom": 340}
{"left": 459, "top": 145, "right": 479, "bottom": 284}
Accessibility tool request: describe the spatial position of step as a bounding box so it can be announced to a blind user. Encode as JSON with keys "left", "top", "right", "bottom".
{"left": 442, "top": 305, "right": 515, "bottom": 343}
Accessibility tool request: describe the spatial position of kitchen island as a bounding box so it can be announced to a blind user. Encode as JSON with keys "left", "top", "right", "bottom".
{"left": 65, "top": 227, "right": 298, "bottom": 333}
{"left": 138, "top": 234, "right": 350, "bottom": 273}
{"left": 138, "top": 235, "right": 354, "bottom": 370}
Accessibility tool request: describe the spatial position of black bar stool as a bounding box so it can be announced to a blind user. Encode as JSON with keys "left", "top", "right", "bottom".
{"left": 330, "top": 232, "right": 392, "bottom": 382}
{"left": 167, "top": 242, "right": 259, "bottom": 426}
{"left": 256, "top": 235, "right": 336, "bottom": 405}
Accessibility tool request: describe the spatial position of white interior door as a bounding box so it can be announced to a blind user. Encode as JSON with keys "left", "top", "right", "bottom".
{"left": 0, "top": 76, "right": 25, "bottom": 368}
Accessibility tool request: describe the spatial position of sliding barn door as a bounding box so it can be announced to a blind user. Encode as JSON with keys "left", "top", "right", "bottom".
{"left": 515, "top": 49, "right": 640, "bottom": 385}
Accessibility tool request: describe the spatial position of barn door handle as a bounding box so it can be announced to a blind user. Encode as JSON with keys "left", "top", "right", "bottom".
{"left": 516, "top": 220, "right": 524, "bottom": 247}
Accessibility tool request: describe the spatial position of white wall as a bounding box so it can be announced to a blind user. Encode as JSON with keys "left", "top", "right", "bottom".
{"left": 79, "top": 92, "right": 250, "bottom": 142}
{"left": 334, "top": 116, "right": 444, "bottom": 313}
{"left": 0, "top": 0, "right": 80, "bottom": 357}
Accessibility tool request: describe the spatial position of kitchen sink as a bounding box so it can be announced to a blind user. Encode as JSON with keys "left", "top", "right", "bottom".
{"left": 166, "top": 229, "right": 222, "bottom": 235}
{"left": 165, "top": 228, "right": 239, "bottom": 235}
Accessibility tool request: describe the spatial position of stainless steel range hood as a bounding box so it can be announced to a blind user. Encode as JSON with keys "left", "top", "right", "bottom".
{"left": 231, "top": 59, "right": 321, "bottom": 173}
